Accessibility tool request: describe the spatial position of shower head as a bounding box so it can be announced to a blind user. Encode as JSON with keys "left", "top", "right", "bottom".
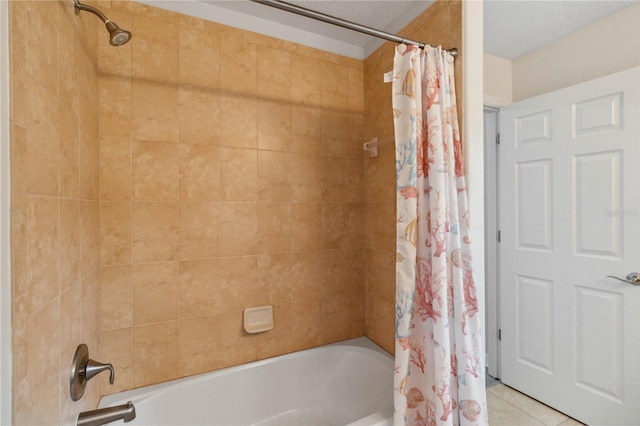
{"left": 73, "top": 0, "right": 132, "bottom": 47}
{"left": 105, "top": 21, "right": 132, "bottom": 46}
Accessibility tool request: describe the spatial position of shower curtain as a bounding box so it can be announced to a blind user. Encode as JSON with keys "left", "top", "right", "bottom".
{"left": 393, "top": 45, "right": 488, "bottom": 426}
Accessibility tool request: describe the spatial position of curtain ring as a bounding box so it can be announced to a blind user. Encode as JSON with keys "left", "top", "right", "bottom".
{"left": 397, "top": 38, "right": 408, "bottom": 54}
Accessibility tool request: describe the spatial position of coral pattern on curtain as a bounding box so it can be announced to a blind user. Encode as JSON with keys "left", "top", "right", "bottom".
{"left": 393, "top": 45, "right": 488, "bottom": 426}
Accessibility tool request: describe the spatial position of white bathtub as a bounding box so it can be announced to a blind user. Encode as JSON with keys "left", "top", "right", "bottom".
{"left": 98, "top": 337, "right": 394, "bottom": 426}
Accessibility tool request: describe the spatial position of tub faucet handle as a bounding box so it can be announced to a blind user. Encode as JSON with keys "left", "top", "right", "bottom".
{"left": 70, "top": 344, "right": 117, "bottom": 401}
{"left": 83, "top": 359, "right": 115, "bottom": 384}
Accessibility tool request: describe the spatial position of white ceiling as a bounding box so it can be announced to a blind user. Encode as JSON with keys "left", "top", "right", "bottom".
{"left": 140, "top": 0, "right": 638, "bottom": 60}
{"left": 484, "top": 0, "right": 637, "bottom": 60}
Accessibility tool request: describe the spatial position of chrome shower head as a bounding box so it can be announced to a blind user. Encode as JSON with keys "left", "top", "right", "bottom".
{"left": 73, "top": 0, "right": 132, "bottom": 47}
{"left": 105, "top": 21, "right": 132, "bottom": 46}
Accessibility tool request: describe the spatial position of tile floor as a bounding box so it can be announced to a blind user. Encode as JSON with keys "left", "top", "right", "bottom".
{"left": 487, "top": 384, "right": 585, "bottom": 425}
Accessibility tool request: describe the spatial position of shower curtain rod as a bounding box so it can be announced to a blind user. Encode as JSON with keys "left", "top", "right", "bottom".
{"left": 249, "top": 0, "right": 458, "bottom": 58}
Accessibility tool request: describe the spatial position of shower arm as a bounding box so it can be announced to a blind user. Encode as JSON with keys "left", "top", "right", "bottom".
{"left": 73, "top": 0, "right": 110, "bottom": 23}
{"left": 72, "top": 0, "right": 131, "bottom": 46}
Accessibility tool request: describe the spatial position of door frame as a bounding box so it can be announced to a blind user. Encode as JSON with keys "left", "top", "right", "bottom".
{"left": 483, "top": 105, "right": 500, "bottom": 378}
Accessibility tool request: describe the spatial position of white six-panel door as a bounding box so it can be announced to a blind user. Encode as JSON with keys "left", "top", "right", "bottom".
{"left": 499, "top": 67, "right": 640, "bottom": 425}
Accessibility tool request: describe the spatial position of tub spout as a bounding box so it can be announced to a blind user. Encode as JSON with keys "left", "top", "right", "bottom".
{"left": 77, "top": 401, "right": 136, "bottom": 426}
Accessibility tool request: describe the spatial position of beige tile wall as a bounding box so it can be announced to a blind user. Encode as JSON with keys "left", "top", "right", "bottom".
{"left": 9, "top": 0, "right": 462, "bottom": 419}
{"left": 9, "top": 1, "right": 102, "bottom": 424}
{"left": 96, "top": 1, "right": 366, "bottom": 393}
{"left": 363, "top": 1, "right": 464, "bottom": 354}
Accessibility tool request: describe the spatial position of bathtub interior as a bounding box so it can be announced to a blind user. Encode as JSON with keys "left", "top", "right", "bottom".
{"left": 98, "top": 337, "right": 394, "bottom": 426}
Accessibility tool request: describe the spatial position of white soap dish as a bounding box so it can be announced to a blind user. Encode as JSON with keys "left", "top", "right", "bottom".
{"left": 243, "top": 306, "right": 273, "bottom": 334}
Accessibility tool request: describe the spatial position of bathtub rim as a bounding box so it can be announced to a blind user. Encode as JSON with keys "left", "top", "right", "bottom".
{"left": 99, "top": 336, "right": 392, "bottom": 409}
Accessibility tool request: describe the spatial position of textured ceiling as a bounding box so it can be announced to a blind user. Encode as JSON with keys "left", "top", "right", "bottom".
{"left": 484, "top": 0, "right": 637, "bottom": 60}
{"left": 140, "top": 0, "right": 639, "bottom": 60}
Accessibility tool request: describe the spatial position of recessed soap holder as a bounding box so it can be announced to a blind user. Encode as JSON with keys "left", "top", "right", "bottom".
{"left": 243, "top": 306, "right": 274, "bottom": 334}
{"left": 70, "top": 344, "right": 115, "bottom": 401}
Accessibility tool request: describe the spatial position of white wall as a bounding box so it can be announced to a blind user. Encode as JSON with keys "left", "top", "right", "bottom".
{"left": 463, "top": 0, "right": 485, "bottom": 356}
{"left": 0, "top": 0, "right": 12, "bottom": 423}
{"left": 483, "top": 53, "right": 512, "bottom": 106}
{"left": 512, "top": 3, "right": 640, "bottom": 101}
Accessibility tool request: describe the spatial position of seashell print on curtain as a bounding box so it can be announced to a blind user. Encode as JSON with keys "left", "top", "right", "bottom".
{"left": 393, "top": 45, "right": 488, "bottom": 426}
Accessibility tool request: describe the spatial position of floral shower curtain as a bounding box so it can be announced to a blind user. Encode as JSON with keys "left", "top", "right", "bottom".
{"left": 393, "top": 45, "right": 488, "bottom": 425}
